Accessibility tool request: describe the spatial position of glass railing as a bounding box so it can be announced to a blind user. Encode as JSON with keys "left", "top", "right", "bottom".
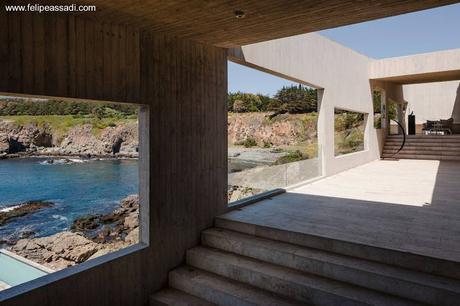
{"left": 228, "top": 144, "right": 323, "bottom": 204}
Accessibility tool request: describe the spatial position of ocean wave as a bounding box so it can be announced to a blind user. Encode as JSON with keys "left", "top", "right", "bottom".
{"left": 52, "top": 214, "right": 68, "bottom": 221}
{"left": 0, "top": 204, "right": 21, "bottom": 213}
{"left": 39, "top": 158, "right": 87, "bottom": 165}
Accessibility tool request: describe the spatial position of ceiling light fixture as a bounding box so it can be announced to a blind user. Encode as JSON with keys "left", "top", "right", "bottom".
{"left": 234, "top": 10, "right": 245, "bottom": 19}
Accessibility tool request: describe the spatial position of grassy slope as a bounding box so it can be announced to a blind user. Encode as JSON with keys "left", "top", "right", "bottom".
{"left": 0, "top": 115, "right": 137, "bottom": 138}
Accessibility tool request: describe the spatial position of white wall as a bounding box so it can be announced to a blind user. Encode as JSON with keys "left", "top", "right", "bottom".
{"left": 403, "top": 81, "right": 460, "bottom": 124}
{"left": 231, "top": 33, "right": 381, "bottom": 176}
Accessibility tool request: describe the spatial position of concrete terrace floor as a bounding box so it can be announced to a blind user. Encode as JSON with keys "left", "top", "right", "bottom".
{"left": 220, "top": 159, "right": 460, "bottom": 262}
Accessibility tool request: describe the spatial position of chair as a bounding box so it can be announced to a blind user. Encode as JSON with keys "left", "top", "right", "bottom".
{"left": 422, "top": 118, "right": 453, "bottom": 135}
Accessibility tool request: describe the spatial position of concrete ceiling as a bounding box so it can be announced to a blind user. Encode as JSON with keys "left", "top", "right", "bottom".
{"left": 72, "top": 0, "right": 460, "bottom": 47}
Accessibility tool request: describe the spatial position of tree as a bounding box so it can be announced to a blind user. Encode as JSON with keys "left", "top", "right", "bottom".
{"left": 274, "top": 84, "right": 317, "bottom": 114}
{"left": 227, "top": 92, "right": 263, "bottom": 113}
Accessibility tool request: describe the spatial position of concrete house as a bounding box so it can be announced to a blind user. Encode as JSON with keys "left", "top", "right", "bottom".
{"left": 1, "top": 1, "right": 460, "bottom": 305}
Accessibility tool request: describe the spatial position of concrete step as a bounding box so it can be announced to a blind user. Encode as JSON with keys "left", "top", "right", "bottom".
{"left": 383, "top": 145, "right": 460, "bottom": 152}
{"left": 385, "top": 143, "right": 460, "bottom": 148}
{"left": 169, "top": 266, "right": 304, "bottom": 306}
{"left": 387, "top": 135, "right": 460, "bottom": 139}
{"left": 202, "top": 228, "right": 460, "bottom": 305}
{"left": 150, "top": 288, "right": 215, "bottom": 306}
{"left": 383, "top": 149, "right": 460, "bottom": 156}
{"left": 187, "top": 247, "right": 418, "bottom": 306}
{"left": 385, "top": 139, "right": 460, "bottom": 144}
{"left": 385, "top": 139, "right": 460, "bottom": 147}
{"left": 214, "top": 217, "right": 460, "bottom": 280}
{"left": 381, "top": 153, "right": 460, "bottom": 160}
{"left": 386, "top": 136, "right": 460, "bottom": 143}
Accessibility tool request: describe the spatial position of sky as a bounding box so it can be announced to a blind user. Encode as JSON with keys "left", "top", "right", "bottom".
{"left": 228, "top": 3, "right": 460, "bottom": 96}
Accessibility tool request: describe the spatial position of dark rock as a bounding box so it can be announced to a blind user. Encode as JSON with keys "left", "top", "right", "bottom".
{"left": 0, "top": 200, "right": 54, "bottom": 226}
{"left": 71, "top": 195, "right": 139, "bottom": 244}
{"left": 99, "top": 213, "right": 119, "bottom": 224}
{"left": 7, "top": 137, "right": 25, "bottom": 153}
{"left": 71, "top": 214, "right": 101, "bottom": 232}
{"left": 112, "top": 138, "right": 123, "bottom": 154}
{"left": 32, "top": 131, "right": 53, "bottom": 147}
{"left": 19, "top": 230, "right": 36, "bottom": 239}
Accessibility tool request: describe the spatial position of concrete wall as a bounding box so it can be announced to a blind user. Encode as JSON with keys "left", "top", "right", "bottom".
{"left": 370, "top": 49, "right": 460, "bottom": 82}
{"left": 403, "top": 81, "right": 460, "bottom": 124}
{"left": 0, "top": 13, "right": 228, "bottom": 306}
{"left": 230, "top": 33, "right": 381, "bottom": 176}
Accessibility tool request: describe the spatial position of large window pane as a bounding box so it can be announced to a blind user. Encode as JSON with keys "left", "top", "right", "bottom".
{"left": 228, "top": 62, "right": 322, "bottom": 204}
{"left": 334, "top": 108, "right": 366, "bottom": 156}
{"left": 0, "top": 96, "right": 142, "bottom": 290}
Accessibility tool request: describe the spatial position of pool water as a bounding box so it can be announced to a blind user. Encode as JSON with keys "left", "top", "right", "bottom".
{"left": 0, "top": 250, "right": 48, "bottom": 288}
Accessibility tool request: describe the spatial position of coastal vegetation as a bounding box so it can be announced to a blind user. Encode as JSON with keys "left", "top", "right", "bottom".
{"left": 0, "top": 97, "right": 137, "bottom": 117}
{"left": 0, "top": 115, "right": 137, "bottom": 138}
{"left": 228, "top": 84, "right": 317, "bottom": 114}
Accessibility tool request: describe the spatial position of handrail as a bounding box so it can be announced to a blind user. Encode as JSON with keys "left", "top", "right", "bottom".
{"left": 389, "top": 119, "right": 406, "bottom": 158}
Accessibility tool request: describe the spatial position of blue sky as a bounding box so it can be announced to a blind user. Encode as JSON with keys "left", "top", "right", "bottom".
{"left": 228, "top": 3, "right": 460, "bottom": 96}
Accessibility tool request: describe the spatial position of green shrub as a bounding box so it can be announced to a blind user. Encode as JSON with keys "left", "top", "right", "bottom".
{"left": 275, "top": 150, "right": 305, "bottom": 164}
{"left": 243, "top": 137, "right": 257, "bottom": 148}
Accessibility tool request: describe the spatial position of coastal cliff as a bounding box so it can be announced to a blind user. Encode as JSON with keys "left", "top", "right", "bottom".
{"left": 0, "top": 119, "right": 138, "bottom": 158}
{"left": 228, "top": 112, "right": 318, "bottom": 147}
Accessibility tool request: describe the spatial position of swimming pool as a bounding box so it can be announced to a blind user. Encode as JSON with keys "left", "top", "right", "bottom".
{"left": 0, "top": 249, "right": 52, "bottom": 290}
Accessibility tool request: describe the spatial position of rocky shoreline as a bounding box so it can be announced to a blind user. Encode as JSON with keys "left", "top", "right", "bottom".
{"left": 0, "top": 120, "right": 139, "bottom": 159}
{"left": 0, "top": 152, "right": 139, "bottom": 164}
{"left": 6, "top": 195, "right": 139, "bottom": 271}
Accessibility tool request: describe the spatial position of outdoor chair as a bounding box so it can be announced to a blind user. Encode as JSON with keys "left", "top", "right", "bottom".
{"left": 422, "top": 118, "right": 453, "bottom": 135}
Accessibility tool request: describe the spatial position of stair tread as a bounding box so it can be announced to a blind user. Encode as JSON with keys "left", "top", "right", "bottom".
{"left": 383, "top": 151, "right": 460, "bottom": 156}
{"left": 387, "top": 136, "right": 460, "bottom": 138}
{"left": 170, "top": 266, "right": 304, "bottom": 306}
{"left": 151, "top": 288, "right": 215, "bottom": 306}
{"left": 214, "top": 217, "right": 460, "bottom": 280}
{"left": 202, "top": 228, "right": 460, "bottom": 295}
{"left": 187, "top": 246, "right": 417, "bottom": 306}
{"left": 381, "top": 154, "right": 460, "bottom": 160}
{"left": 383, "top": 149, "right": 460, "bottom": 153}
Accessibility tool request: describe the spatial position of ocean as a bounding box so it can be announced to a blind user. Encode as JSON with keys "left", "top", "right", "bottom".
{"left": 0, "top": 158, "right": 138, "bottom": 242}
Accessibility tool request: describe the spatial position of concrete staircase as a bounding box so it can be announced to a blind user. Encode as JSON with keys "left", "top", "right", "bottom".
{"left": 382, "top": 135, "right": 460, "bottom": 160}
{"left": 151, "top": 218, "right": 460, "bottom": 305}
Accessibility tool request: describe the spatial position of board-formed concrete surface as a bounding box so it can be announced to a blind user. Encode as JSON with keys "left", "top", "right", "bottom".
{"left": 219, "top": 159, "right": 460, "bottom": 262}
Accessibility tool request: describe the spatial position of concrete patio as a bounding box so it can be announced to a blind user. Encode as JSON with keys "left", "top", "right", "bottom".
{"left": 219, "top": 159, "right": 460, "bottom": 262}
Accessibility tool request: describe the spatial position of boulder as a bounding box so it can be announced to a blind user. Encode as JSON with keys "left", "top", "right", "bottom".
{"left": 9, "top": 231, "right": 99, "bottom": 270}
{"left": 125, "top": 227, "right": 139, "bottom": 244}
{"left": 124, "top": 212, "right": 138, "bottom": 230}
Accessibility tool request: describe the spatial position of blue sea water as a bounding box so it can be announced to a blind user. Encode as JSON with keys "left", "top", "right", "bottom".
{"left": 0, "top": 158, "right": 138, "bottom": 241}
